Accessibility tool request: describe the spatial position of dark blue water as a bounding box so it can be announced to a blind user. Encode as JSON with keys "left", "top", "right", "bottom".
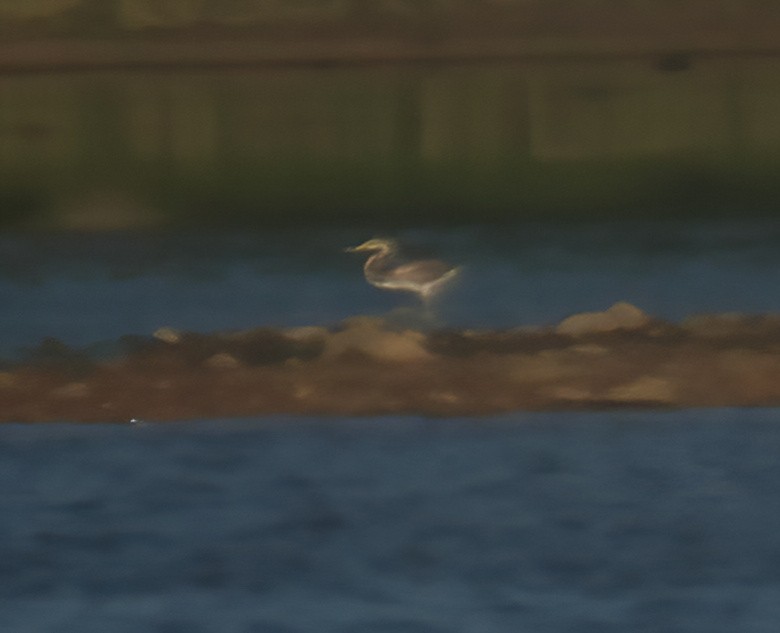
{"left": 2, "top": 410, "right": 780, "bottom": 632}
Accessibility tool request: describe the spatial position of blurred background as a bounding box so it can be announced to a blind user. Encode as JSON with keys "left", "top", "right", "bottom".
{"left": 3, "top": 0, "right": 780, "bottom": 229}
{"left": 6, "top": 5, "right": 780, "bottom": 633}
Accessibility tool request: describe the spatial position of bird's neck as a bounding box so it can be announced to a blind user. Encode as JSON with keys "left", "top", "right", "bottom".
{"left": 363, "top": 247, "right": 394, "bottom": 279}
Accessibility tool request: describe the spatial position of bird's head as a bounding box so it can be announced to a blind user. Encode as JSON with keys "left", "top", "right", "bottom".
{"left": 344, "top": 237, "right": 397, "bottom": 254}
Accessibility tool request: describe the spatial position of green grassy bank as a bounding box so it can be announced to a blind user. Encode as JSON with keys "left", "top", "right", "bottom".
{"left": 2, "top": 2, "right": 780, "bottom": 228}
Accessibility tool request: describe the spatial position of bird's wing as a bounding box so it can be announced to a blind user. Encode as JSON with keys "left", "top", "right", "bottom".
{"left": 387, "top": 260, "right": 456, "bottom": 285}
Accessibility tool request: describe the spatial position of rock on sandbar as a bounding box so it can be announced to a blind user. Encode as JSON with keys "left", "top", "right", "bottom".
{"left": 556, "top": 302, "right": 652, "bottom": 336}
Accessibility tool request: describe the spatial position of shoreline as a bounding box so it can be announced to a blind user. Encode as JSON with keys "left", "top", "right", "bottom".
{"left": 2, "top": 38, "right": 780, "bottom": 75}
{"left": 4, "top": 0, "right": 780, "bottom": 74}
{"left": 4, "top": 303, "right": 780, "bottom": 423}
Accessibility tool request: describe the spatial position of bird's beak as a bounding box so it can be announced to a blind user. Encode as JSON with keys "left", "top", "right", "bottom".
{"left": 344, "top": 245, "right": 361, "bottom": 253}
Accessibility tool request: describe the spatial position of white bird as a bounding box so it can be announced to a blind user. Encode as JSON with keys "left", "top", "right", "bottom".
{"left": 345, "top": 237, "right": 459, "bottom": 308}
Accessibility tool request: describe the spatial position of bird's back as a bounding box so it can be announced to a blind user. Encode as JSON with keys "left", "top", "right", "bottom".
{"left": 386, "top": 259, "right": 455, "bottom": 285}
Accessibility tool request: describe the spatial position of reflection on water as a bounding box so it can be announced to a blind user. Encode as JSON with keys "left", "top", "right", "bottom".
{"left": 2, "top": 57, "right": 780, "bottom": 226}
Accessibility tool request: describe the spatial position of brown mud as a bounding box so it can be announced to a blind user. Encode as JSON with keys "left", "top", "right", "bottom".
{"left": 2, "top": 1, "right": 780, "bottom": 73}
{"left": 3, "top": 302, "right": 780, "bottom": 422}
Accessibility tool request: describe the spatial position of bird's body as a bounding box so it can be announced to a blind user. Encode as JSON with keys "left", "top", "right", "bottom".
{"left": 346, "top": 238, "right": 458, "bottom": 305}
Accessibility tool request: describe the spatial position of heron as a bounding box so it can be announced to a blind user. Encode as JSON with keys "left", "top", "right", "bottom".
{"left": 345, "top": 237, "right": 459, "bottom": 309}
